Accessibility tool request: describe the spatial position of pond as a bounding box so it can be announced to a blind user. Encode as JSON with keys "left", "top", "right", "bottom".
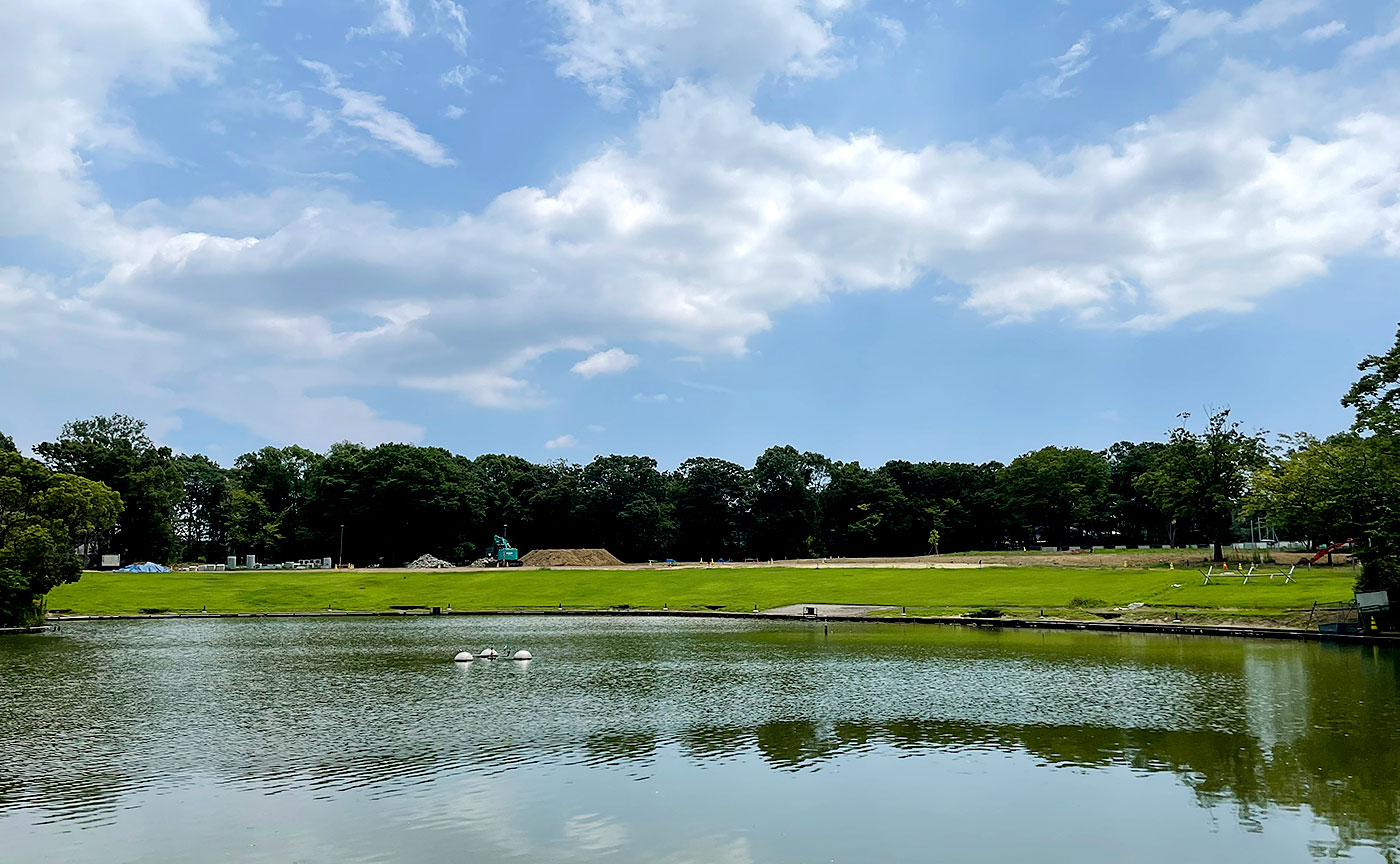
{"left": 3, "top": 617, "right": 1399, "bottom": 862}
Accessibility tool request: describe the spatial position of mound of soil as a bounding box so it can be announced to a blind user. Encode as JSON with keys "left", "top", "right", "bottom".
{"left": 520, "top": 548, "right": 624, "bottom": 567}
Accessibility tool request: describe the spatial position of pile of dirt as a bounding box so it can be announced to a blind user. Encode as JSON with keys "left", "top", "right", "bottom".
{"left": 406, "top": 553, "right": 454, "bottom": 569}
{"left": 519, "top": 548, "right": 624, "bottom": 567}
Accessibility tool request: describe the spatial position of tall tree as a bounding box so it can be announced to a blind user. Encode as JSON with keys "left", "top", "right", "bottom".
{"left": 1000, "top": 447, "right": 1110, "bottom": 548}
{"left": 575, "top": 455, "right": 673, "bottom": 562}
{"left": 877, "top": 460, "right": 1005, "bottom": 553}
{"left": 1339, "top": 324, "right": 1400, "bottom": 589}
{"left": 749, "top": 446, "right": 828, "bottom": 559}
{"left": 174, "top": 454, "right": 231, "bottom": 562}
{"left": 817, "top": 462, "right": 903, "bottom": 557}
{"left": 670, "top": 457, "right": 750, "bottom": 560}
{"left": 1104, "top": 441, "right": 1169, "bottom": 544}
{"left": 34, "top": 415, "right": 184, "bottom": 563}
{"left": 1137, "top": 409, "right": 1268, "bottom": 562}
{"left": 0, "top": 450, "right": 122, "bottom": 625}
{"left": 232, "top": 446, "right": 322, "bottom": 558}
{"left": 304, "top": 443, "right": 484, "bottom": 566}
{"left": 0, "top": 430, "right": 16, "bottom": 453}
{"left": 1250, "top": 433, "right": 1386, "bottom": 552}
{"left": 472, "top": 454, "right": 569, "bottom": 552}
{"left": 1343, "top": 323, "right": 1400, "bottom": 436}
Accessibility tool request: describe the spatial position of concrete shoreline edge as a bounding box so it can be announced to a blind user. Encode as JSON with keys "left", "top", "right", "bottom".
{"left": 21, "top": 609, "right": 1400, "bottom": 646}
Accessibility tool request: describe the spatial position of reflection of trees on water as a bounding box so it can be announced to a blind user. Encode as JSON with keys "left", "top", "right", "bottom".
{"left": 4, "top": 626, "right": 1399, "bottom": 857}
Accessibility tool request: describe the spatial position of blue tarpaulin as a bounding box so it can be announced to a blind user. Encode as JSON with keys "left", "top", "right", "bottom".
{"left": 115, "top": 562, "right": 171, "bottom": 572}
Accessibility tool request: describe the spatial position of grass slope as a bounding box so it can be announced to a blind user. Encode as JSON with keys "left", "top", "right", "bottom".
{"left": 45, "top": 565, "right": 1357, "bottom": 617}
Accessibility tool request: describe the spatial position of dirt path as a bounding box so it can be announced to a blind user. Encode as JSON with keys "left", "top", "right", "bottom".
{"left": 763, "top": 603, "right": 900, "bottom": 617}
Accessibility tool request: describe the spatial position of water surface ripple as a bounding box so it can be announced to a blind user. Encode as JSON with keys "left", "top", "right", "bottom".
{"left": 3, "top": 617, "right": 1398, "bottom": 862}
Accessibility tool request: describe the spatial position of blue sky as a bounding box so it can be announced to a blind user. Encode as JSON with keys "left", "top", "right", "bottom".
{"left": 2, "top": 0, "right": 1399, "bottom": 468}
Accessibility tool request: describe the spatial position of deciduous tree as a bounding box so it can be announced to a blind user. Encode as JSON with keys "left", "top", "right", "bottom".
{"left": 0, "top": 450, "right": 122, "bottom": 625}
{"left": 1137, "top": 409, "right": 1268, "bottom": 562}
{"left": 34, "top": 415, "right": 183, "bottom": 563}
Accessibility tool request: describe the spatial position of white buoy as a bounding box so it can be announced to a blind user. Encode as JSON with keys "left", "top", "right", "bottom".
{"left": 513, "top": 649, "right": 532, "bottom": 660}
{"left": 479, "top": 647, "right": 499, "bottom": 659}
{"left": 453, "top": 651, "right": 474, "bottom": 662}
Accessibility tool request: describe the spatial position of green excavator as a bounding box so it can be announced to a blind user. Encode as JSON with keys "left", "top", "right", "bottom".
{"left": 491, "top": 534, "right": 521, "bottom": 567}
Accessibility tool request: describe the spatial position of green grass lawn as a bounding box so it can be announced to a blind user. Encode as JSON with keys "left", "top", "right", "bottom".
{"left": 44, "top": 565, "right": 1358, "bottom": 617}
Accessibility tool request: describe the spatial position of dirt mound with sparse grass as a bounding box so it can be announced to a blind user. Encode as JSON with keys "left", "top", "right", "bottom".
{"left": 520, "top": 548, "right": 624, "bottom": 567}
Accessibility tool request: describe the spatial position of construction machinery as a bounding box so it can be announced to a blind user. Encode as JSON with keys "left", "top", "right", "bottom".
{"left": 491, "top": 534, "right": 521, "bottom": 567}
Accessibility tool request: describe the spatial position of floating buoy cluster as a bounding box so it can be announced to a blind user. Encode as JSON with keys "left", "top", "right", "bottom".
{"left": 453, "top": 646, "right": 531, "bottom": 662}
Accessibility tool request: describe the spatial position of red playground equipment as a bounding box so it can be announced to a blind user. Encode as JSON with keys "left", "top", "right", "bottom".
{"left": 1308, "top": 539, "right": 1354, "bottom": 565}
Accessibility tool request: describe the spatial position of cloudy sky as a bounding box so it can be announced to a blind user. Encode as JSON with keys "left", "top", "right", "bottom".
{"left": 2, "top": 0, "right": 1398, "bottom": 467}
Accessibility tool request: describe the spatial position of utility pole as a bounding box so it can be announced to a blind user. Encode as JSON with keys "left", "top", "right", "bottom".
{"left": 338, "top": 524, "right": 344, "bottom": 569}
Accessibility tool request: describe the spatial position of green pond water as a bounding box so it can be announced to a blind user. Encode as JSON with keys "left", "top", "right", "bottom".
{"left": 3, "top": 617, "right": 1399, "bottom": 862}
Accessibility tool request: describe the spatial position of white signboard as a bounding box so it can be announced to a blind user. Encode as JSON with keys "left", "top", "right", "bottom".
{"left": 100, "top": 554, "right": 120, "bottom": 568}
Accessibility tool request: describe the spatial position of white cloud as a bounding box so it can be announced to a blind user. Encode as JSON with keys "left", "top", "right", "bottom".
{"left": 443, "top": 104, "right": 466, "bottom": 119}
{"left": 1345, "top": 15, "right": 1400, "bottom": 61}
{"left": 0, "top": 0, "right": 220, "bottom": 261}
{"left": 875, "top": 15, "right": 905, "bottom": 46}
{"left": 634, "top": 392, "right": 679, "bottom": 403}
{"left": 302, "top": 60, "right": 454, "bottom": 166}
{"left": 1302, "top": 20, "right": 1345, "bottom": 41}
{"left": 544, "top": 434, "right": 579, "bottom": 449}
{"left": 441, "top": 64, "right": 476, "bottom": 92}
{"left": 20, "top": 68, "right": 1400, "bottom": 443}
{"left": 5, "top": 1, "right": 1400, "bottom": 446}
{"left": 1153, "top": 0, "right": 1319, "bottom": 54}
{"left": 349, "top": 0, "right": 414, "bottom": 40}
{"left": 430, "top": 0, "right": 470, "bottom": 54}
{"left": 586, "top": 424, "right": 607, "bottom": 432}
{"left": 1033, "top": 35, "right": 1093, "bottom": 99}
{"left": 571, "top": 347, "right": 640, "bottom": 378}
{"left": 545, "top": 0, "right": 857, "bottom": 106}
{"left": 101, "top": 72, "right": 1400, "bottom": 351}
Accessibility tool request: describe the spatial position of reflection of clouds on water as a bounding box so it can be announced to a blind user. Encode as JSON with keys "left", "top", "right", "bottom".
{"left": 6, "top": 618, "right": 1400, "bottom": 860}
{"left": 661, "top": 836, "right": 754, "bottom": 864}
{"left": 563, "top": 813, "right": 630, "bottom": 852}
{"left": 396, "top": 773, "right": 539, "bottom": 857}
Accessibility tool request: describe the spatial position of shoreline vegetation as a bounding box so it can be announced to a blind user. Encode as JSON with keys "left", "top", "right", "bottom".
{"left": 45, "top": 560, "right": 1360, "bottom": 634}
{"left": 7, "top": 323, "right": 1400, "bottom": 627}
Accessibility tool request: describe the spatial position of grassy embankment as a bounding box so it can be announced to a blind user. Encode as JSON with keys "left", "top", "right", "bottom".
{"left": 46, "top": 564, "right": 1357, "bottom": 627}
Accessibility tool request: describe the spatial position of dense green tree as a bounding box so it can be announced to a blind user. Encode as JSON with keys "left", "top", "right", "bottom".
{"left": 34, "top": 415, "right": 184, "bottom": 563}
{"left": 670, "top": 457, "right": 750, "bottom": 560}
{"left": 575, "top": 455, "right": 673, "bottom": 562}
{"left": 0, "top": 450, "right": 122, "bottom": 625}
{"left": 174, "top": 454, "right": 231, "bottom": 562}
{"left": 232, "top": 446, "right": 322, "bottom": 557}
{"left": 749, "top": 446, "right": 829, "bottom": 559}
{"left": 1250, "top": 434, "right": 1384, "bottom": 551}
{"left": 472, "top": 454, "right": 576, "bottom": 552}
{"left": 226, "top": 487, "right": 282, "bottom": 559}
{"left": 1137, "top": 409, "right": 1268, "bottom": 562}
{"left": 528, "top": 459, "right": 585, "bottom": 550}
{"left": 1343, "top": 323, "right": 1400, "bottom": 437}
{"left": 1000, "top": 447, "right": 1110, "bottom": 547}
{"left": 0, "top": 430, "right": 16, "bottom": 453}
{"left": 1105, "top": 441, "right": 1169, "bottom": 544}
{"left": 1338, "top": 324, "right": 1400, "bottom": 589}
{"left": 304, "top": 443, "right": 485, "bottom": 566}
{"left": 817, "top": 462, "right": 904, "bottom": 557}
{"left": 877, "top": 460, "right": 1005, "bottom": 553}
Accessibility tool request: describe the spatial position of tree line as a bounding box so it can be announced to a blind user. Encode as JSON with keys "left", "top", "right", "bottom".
{"left": 3, "top": 325, "right": 1399, "bottom": 624}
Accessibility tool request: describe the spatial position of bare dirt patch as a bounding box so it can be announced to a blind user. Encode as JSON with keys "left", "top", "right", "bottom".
{"left": 519, "top": 548, "right": 624, "bottom": 567}
{"left": 763, "top": 603, "right": 899, "bottom": 617}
